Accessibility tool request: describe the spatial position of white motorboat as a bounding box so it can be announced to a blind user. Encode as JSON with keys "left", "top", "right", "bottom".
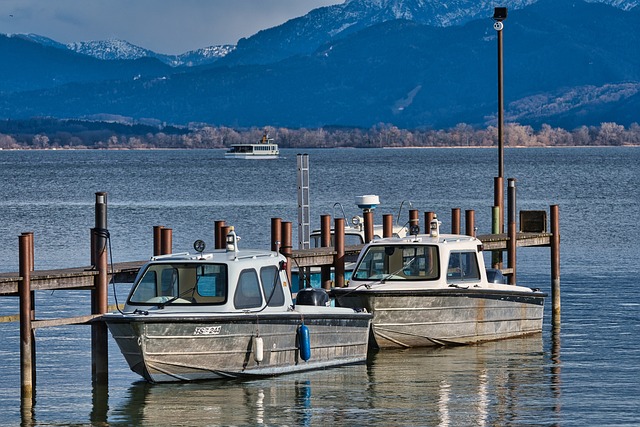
{"left": 331, "top": 217, "right": 546, "bottom": 348}
{"left": 293, "top": 196, "right": 409, "bottom": 291}
{"left": 104, "top": 228, "right": 371, "bottom": 382}
{"left": 224, "top": 132, "right": 279, "bottom": 159}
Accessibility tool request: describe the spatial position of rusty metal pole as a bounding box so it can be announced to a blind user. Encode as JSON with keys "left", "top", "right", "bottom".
{"left": 215, "top": 221, "right": 226, "bottom": 250}
{"left": 507, "top": 179, "right": 517, "bottom": 285}
{"left": 424, "top": 212, "right": 435, "bottom": 231}
{"left": 270, "top": 218, "right": 281, "bottom": 252}
{"left": 409, "top": 209, "right": 419, "bottom": 234}
{"left": 160, "top": 228, "right": 172, "bottom": 255}
{"left": 465, "top": 210, "right": 476, "bottom": 237}
{"left": 221, "top": 226, "right": 231, "bottom": 249}
{"left": 19, "top": 233, "right": 34, "bottom": 403}
{"left": 451, "top": 208, "right": 461, "bottom": 234}
{"left": 334, "top": 218, "right": 345, "bottom": 288}
{"left": 551, "top": 204, "right": 561, "bottom": 325}
{"left": 320, "top": 215, "right": 332, "bottom": 290}
{"left": 363, "top": 211, "right": 374, "bottom": 243}
{"left": 153, "top": 225, "right": 164, "bottom": 256}
{"left": 281, "top": 221, "right": 293, "bottom": 282}
{"left": 382, "top": 214, "right": 393, "bottom": 238}
{"left": 92, "top": 192, "right": 109, "bottom": 385}
{"left": 23, "top": 231, "right": 36, "bottom": 390}
{"left": 493, "top": 177, "right": 505, "bottom": 269}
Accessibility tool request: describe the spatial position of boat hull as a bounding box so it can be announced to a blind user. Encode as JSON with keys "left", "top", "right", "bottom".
{"left": 105, "top": 312, "right": 371, "bottom": 382}
{"left": 224, "top": 154, "right": 279, "bottom": 160}
{"left": 332, "top": 288, "right": 545, "bottom": 348}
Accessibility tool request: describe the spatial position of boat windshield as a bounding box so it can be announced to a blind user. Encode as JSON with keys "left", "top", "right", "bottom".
{"left": 128, "top": 263, "right": 228, "bottom": 305}
{"left": 352, "top": 245, "right": 439, "bottom": 281}
{"left": 311, "top": 233, "right": 364, "bottom": 248}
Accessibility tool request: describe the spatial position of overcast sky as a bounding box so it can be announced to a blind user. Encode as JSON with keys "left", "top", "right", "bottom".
{"left": 2, "top": 0, "right": 343, "bottom": 54}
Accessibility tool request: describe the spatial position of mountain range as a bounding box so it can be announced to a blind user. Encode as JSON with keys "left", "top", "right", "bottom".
{"left": 1, "top": 0, "right": 639, "bottom": 130}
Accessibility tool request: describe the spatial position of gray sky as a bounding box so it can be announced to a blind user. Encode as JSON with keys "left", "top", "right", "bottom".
{"left": 2, "top": 0, "right": 343, "bottom": 54}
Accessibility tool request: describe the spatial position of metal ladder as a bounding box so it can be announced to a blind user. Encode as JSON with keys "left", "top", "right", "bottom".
{"left": 297, "top": 154, "right": 310, "bottom": 250}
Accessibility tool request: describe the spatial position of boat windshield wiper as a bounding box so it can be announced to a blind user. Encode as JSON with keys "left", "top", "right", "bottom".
{"left": 365, "top": 257, "right": 416, "bottom": 288}
{"left": 157, "top": 286, "right": 196, "bottom": 308}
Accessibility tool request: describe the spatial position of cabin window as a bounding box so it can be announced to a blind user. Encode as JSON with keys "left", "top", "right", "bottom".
{"left": 194, "top": 264, "right": 227, "bottom": 303}
{"left": 234, "top": 269, "right": 263, "bottom": 309}
{"left": 260, "top": 265, "right": 285, "bottom": 306}
{"left": 131, "top": 270, "right": 157, "bottom": 302}
{"left": 128, "top": 263, "right": 228, "bottom": 305}
{"left": 447, "top": 252, "right": 480, "bottom": 282}
{"left": 352, "top": 245, "right": 439, "bottom": 281}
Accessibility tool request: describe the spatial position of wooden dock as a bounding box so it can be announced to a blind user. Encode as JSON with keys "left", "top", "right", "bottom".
{"left": 1, "top": 190, "right": 560, "bottom": 410}
{"left": 0, "top": 231, "right": 552, "bottom": 295}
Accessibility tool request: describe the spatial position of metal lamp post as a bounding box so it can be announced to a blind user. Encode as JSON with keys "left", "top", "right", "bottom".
{"left": 492, "top": 7, "right": 507, "bottom": 269}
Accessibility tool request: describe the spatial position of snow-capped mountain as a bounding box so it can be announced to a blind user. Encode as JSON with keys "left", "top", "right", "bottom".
{"left": 66, "top": 39, "right": 155, "bottom": 61}
{"left": 1, "top": 0, "right": 639, "bottom": 129}
{"left": 10, "top": 34, "right": 233, "bottom": 67}
{"left": 221, "top": 0, "right": 638, "bottom": 66}
{"left": 66, "top": 39, "right": 235, "bottom": 67}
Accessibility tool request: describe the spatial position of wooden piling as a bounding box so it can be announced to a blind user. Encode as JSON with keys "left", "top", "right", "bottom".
{"left": 507, "top": 179, "right": 517, "bottom": 285}
{"left": 19, "top": 233, "right": 34, "bottom": 403}
{"left": 493, "top": 177, "right": 504, "bottom": 269}
{"left": 91, "top": 192, "right": 109, "bottom": 386}
{"left": 465, "top": 210, "right": 476, "bottom": 237}
{"left": 409, "top": 209, "right": 419, "bottom": 234}
{"left": 160, "top": 228, "right": 172, "bottom": 255}
{"left": 363, "top": 211, "right": 374, "bottom": 243}
{"left": 451, "top": 208, "right": 461, "bottom": 234}
{"left": 153, "top": 225, "right": 164, "bottom": 256}
{"left": 551, "top": 204, "right": 561, "bottom": 325}
{"left": 22, "top": 232, "right": 36, "bottom": 390}
{"left": 320, "top": 215, "right": 332, "bottom": 290}
{"left": 281, "top": 222, "right": 293, "bottom": 281}
{"left": 424, "top": 212, "right": 435, "bottom": 232}
{"left": 334, "top": 218, "right": 345, "bottom": 288}
{"left": 383, "top": 214, "right": 393, "bottom": 238}
{"left": 215, "top": 221, "right": 226, "bottom": 250}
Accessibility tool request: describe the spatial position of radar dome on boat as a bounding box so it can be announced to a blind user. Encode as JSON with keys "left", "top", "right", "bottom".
{"left": 355, "top": 195, "right": 380, "bottom": 210}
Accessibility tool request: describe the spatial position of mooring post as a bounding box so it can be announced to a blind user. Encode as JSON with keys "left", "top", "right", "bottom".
{"left": 334, "top": 217, "right": 345, "bottom": 288}
{"left": 215, "top": 221, "right": 226, "bottom": 250}
{"left": 280, "top": 221, "right": 293, "bottom": 281}
{"left": 270, "top": 218, "right": 281, "bottom": 252}
{"left": 493, "top": 177, "right": 504, "bottom": 269}
{"left": 507, "top": 179, "right": 517, "bottom": 285}
{"left": 363, "top": 211, "right": 374, "bottom": 243}
{"left": 550, "top": 204, "right": 561, "bottom": 325}
{"left": 451, "top": 208, "right": 461, "bottom": 234}
{"left": 92, "top": 192, "right": 109, "bottom": 386}
{"left": 19, "top": 233, "right": 34, "bottom": 404}
{"left": 382, "top": 214, "right": 393, "bottom": 238}
{"left": 23, "top": 232, "right": 36, "bottom": 389}
{"left": 320, "top": 215, "right": 332, "bottom": 290}
{"left": 160, "top": 228, "right": 173, "bottom": 255}
{"left": 409, "top": 209, "right": 419, "bottom": 234}
{"left": 465, "top": 210, "right": 476, "bottom": 237}
{"left": 153, "top": 225, "right": 164, "bottom": 256}
{"left": 424, "top": 212, "right": 435, "bottom": 231}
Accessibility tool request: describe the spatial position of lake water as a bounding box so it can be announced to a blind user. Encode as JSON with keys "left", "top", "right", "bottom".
{"left": 0, "top": 147, "right": 638, "bottom": 426}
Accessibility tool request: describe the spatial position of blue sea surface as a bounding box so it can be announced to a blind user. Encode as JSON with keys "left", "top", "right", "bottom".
{"left": 0, "top": 147, "right": 638, "bottom": 425}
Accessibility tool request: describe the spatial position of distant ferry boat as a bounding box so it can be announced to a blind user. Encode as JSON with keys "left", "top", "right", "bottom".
{"left": 225, "top": 133, "right": 279, "bottom": 159}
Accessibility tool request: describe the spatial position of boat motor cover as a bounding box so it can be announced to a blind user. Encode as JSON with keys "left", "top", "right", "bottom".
{"left": 296, "top": 288, "right": 330, "bottom": 306}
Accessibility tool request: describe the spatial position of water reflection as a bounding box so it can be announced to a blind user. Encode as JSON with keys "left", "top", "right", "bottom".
{"left": 101, "top": 335, "right": 554, "bottom": 426}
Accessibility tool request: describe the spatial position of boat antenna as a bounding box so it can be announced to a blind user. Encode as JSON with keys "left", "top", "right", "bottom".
{"left": 397, "top": 200, "right": 413, "bottom": 226}
{"left": 333, "top": 202, "right": 347, "bottom": 222}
